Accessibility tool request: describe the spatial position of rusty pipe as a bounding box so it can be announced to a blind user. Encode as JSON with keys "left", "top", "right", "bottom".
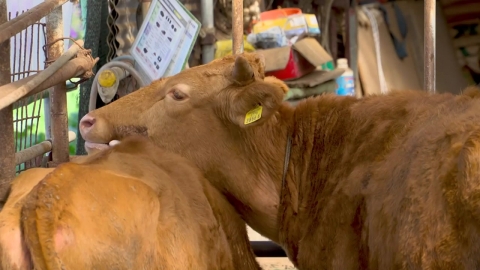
{"left": 46, "top": 3, "right": 70, "bottom": 166}
{"left": 232, "top": 0, "right": 244, "bottom": 54}
{"left": 0, "top": 40, "right": 84, "bottom": 111}
{"left": 424, "top": 0, "right": 436, "bottom": 93}
{"left": 27, "top": 56, "right": 98, "bottom": 98}
{"left": 15, "top": 130, "right": 76, "bottom": 165}
{"left": 201, "top": 0, "right": 215, "bottom": 63}
{"left": 15, "top": 141, "right": 52, "bottom": 166}
{"left": 0, "top": 0, "right": 15, "bottom": 201}
{"left": 0, "top": 0, "right": 69, "bottom": 44}
{"left": 0, "top": 56, "right": 98, "bottom": 103}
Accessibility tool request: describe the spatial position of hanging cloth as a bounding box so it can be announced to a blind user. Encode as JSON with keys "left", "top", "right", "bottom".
{"left": 378, "top": 2, "right": 408, "bottom": 60}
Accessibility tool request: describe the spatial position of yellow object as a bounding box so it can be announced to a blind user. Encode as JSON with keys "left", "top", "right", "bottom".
{"left": 214, "top": 36, "right": 256, "bottom": 59}
{"left": 244, "top": 106, "right": 263, "bottom": 125}
{"left": 252, "top": 14, "right": 320, "bottom": 37}
{"left": 98, "top": 70, "right": 117, "bottom": 88}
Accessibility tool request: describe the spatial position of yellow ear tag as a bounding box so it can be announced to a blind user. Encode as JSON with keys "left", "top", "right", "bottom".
{"left": 244, "top": 106, "right": 263, "bottom": 125}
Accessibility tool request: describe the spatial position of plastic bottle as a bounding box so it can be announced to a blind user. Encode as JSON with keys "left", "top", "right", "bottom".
{"left": 335, "top": 58, "right": 355, "bottom": 96}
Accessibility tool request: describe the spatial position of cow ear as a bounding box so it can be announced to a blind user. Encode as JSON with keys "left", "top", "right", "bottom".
{"left": 229, "top": 76, "right": 288, "bottom": 128}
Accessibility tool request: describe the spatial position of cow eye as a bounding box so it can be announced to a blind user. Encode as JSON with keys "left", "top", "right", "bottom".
{"left": 170, "top": 89, "right": 186, "bottom": 101}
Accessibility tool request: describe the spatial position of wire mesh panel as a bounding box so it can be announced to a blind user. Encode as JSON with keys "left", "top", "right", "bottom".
{"left": 9, "top": 10, "right": 48, "bottom": 174}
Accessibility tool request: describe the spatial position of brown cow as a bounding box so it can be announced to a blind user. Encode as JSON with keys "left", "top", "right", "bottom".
{"left": 80, "top": 52, "right": 480, "bottom": 269}
{"left": 0, "top": 136, "right": 261, "bottom": 270}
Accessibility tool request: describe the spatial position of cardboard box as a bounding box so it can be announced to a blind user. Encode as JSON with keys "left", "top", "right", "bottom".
{"left": 283, "top": 69, "right": 344, "bottom": 101}
{"left": 256, "top": 37, "right": 332, "bottom": 80}
{"left": 284, "top": 68, "right": 345, "bottom": 88}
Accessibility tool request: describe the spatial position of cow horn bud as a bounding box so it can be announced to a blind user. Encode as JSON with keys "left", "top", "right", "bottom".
{"left": 232, "top": 55, "right": 254, "bottom": 85}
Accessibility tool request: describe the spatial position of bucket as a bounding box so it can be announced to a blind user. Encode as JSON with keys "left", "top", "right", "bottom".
{"left": 259, "top": 8, "right": 302, "bottom": 21}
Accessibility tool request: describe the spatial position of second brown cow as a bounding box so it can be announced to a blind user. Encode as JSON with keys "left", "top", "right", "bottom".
{"left": 80, "top": 52, "right": 480, "bottom": 269}
{"left": 0, "top": 136, "right": 260, "bottom": 270}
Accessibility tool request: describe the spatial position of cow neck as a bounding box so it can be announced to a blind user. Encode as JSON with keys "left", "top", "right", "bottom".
{"left": 230, "top": 107, "right": 294, "bottom": 241}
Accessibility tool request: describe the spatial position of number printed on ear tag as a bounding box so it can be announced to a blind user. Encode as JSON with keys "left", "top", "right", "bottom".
{"left": 244, "top": 106, "right": 263, "bottom": 125}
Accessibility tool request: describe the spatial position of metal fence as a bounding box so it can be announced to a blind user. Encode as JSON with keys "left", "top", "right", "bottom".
{"left": 0, "top": 0, "right": 97, "bottom": 199}
{"left": 10, "top": 11, "right": 47, "bottom": 174}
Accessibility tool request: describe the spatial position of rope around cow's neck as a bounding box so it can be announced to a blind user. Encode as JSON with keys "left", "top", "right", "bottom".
{"left": 280, "top": 132, "right": 292, "bottom": 204}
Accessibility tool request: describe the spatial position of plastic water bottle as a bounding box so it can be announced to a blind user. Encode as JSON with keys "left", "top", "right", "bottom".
{"left": 335, "top": 58, "right": 355, "bottom": 96}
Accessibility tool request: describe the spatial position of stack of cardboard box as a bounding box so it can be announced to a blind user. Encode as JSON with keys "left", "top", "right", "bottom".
{"left": 246, "top": 8, "right": 345, "bottom": 101}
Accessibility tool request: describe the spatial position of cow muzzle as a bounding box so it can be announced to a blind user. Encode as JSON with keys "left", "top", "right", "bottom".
{"left": 79, "top": 113, "right": 119, "bottom": 154}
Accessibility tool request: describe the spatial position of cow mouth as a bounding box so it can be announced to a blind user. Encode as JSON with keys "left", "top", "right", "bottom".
{"left": 84, "top": 140, "right": 121, "bottom": 154}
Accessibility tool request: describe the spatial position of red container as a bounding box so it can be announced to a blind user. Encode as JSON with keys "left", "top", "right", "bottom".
{"left": 265, "top": 49, "right": 315, "bottom": 80}
{"left": 256, "top": 37, "right": 332, "bottom": 81}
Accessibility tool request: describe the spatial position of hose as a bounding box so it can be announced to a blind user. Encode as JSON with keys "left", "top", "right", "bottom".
{"left": 88, "top": 58, "right": 147, "bottom": 112}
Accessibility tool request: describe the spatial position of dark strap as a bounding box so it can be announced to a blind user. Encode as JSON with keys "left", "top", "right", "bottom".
{"left": 281, "top": 134, "right": 293, "bottom": 198}
{"left": 379, "top": 3, "right": 408, "bottom": 60}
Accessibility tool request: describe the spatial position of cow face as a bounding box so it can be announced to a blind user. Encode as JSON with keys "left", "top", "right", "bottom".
{"left": 80, "top": 52, "right": 288, "bottom": 160}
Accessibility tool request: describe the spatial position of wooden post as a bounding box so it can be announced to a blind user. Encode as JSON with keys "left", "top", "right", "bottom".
{"left": 0, "top": 0, "right": 16, "bottom": 201}
{"left": 232, "top": 0, "right": 244, "bottom": 54}
{"left": 424, "top": 0, "right": 436, "bottom": 93}
{"left": 45, "top": 3, "right": 70, "bottom": 166}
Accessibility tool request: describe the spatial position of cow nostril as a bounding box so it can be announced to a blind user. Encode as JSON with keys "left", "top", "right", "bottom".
{"left": 82, "top": 119, "right": 95, "bottom": 128}
{"left": 79, "top": 114, "right": 96, "bottom": 135}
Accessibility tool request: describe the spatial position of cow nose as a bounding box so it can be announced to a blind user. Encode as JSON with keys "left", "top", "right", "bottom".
{"left": 79, "top": 114, "right": 96, "bottom": 138}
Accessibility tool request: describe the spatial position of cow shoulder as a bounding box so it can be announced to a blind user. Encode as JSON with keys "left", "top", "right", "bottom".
{"left": 0, "top": 168, "right": 53, "bottom": 270}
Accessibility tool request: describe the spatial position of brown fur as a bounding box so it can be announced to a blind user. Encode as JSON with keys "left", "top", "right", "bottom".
{"left": 81, "top": 52, "right": 480, "bottom": 269}
{"left": 461, "top": 85, "right": 480, "bottom": 99}
{"left": 0, "top": 136, "right": 261, "bottom": 270}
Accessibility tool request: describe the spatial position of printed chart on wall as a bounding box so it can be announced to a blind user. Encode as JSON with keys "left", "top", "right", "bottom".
{"left": 130, "top": 0, "right": 201, "bottom": 82}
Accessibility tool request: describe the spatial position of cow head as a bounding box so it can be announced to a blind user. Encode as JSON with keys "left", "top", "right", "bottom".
{"left": 80, "top": 52, "right": 290, "bottom": 241}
